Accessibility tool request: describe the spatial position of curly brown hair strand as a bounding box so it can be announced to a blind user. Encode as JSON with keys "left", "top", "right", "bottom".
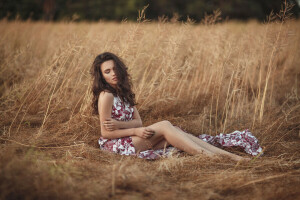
{"left": 90, "top": 52, "right": 136, "bottom": 115}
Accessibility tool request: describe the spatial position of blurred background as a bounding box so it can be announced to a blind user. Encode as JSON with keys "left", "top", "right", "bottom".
{"left": 0, "top": 0, "right": 300, "bottom": 22}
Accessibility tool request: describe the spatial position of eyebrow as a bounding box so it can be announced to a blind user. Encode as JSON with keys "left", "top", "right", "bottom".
{"left": 105, "top": 66, "right": 115, "bottom": 70}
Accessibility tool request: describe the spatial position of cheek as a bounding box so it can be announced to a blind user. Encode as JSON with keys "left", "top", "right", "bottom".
{"left": 102, "top": 74, "right": 110, "bottom": 82}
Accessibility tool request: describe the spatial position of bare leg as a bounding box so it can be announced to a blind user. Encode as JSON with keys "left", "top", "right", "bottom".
{"left": 174, "top": 126, "right": 250, "bottom": 161}
{"left": 132, "top": 121, "right": 216, "bottom": 158}
{"left": 131, "top": 129, "right": 166, "bottom": 153}
{"left": 152, "top": 139, "right": 170, "bottom": 150}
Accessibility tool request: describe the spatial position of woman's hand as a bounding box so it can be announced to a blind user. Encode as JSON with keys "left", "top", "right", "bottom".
{"left": 134, "top": 127, "right": 155, "bottom": 139}
{"left": 102, "top": 118, "right": 120, "bottom": 131}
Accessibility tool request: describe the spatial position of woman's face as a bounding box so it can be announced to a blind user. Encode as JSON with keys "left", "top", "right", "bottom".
{"left": 100, "top": 60, "right": 118, "bottom": 88}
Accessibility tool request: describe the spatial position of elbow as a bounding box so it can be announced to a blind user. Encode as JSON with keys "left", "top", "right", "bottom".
{"left": 101, "top": 134, "right": 108, "bottom": 139}
{"left": 101, "top": 130, "right": 111, "bottom": 139}
{"left": 101, "top": 133, "right": 108, "bottom": 139}
{"left": 138, "top": 119, "right": 143, "bottom": 127}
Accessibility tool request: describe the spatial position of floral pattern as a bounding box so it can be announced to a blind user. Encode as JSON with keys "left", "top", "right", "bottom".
{"left": 98, "top": 135, "right": 136, "bottom": 156}
{"left": 98, "top": 96, "right": 136, "bottom": 155}
{"left": 197, "top": 129, "right": 263, "bottom": 156}
{"left": 98, "top": 95, "right": 263, "bottom": 160}
{"left": 111, "top": 96, "right": 134, "bottom": 121}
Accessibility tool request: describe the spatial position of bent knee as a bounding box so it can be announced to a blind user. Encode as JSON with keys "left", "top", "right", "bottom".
{"left": 148, "top": 120, "right": 172, "bottom": 135}
{"left": 159, "top": 120, "right": 172, "bottom": 127}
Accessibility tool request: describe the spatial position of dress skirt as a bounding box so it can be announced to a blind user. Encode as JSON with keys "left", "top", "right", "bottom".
{"left": 98, "top": 129, "right": 263, "bottom": 160}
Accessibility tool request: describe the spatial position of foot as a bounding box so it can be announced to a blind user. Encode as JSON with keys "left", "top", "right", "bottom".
{"left": 232, "top": 155, "right": 251, "bottom": 162}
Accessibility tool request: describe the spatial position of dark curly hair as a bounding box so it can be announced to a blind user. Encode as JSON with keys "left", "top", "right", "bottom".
{"left": 90, "top": 52, "right": 136, "bottom": 115}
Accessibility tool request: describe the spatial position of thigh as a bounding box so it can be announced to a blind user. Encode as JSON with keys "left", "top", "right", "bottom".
{"left": 131, "top": 132, "right": 164, "bottom": 153}
{"left": 152, "top": 139, "right": 171, "bottom": 150}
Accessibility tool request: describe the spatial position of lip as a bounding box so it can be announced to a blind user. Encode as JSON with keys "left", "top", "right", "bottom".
{"left": 112, "top": 77, "right": 118, "bottom": 81}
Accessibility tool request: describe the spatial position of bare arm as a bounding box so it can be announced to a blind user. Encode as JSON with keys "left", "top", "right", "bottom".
{"left": 107, "top": 106, "right": 142, "bottom": 129}
{"left": 98, "top": 92, "right": 137, "bottom": 139}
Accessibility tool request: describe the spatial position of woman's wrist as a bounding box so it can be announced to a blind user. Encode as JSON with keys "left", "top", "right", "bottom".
{"left": 132, "top": 127, "right": 137, "bottom": 136}
{"left": 116, "top": 121, "right": 122, "bottom": 129}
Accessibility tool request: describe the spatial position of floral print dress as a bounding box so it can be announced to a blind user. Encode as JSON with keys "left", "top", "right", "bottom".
{"left": 98, "top": 95, "right": 136, "bottom": 156}
{"left": 98, "top": 96, "right": 263, "bottom": 160}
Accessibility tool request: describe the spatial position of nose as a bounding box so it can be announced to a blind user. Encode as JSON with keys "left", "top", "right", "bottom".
{"left": 112, "top": 69, "right": 116, "bottom": 77}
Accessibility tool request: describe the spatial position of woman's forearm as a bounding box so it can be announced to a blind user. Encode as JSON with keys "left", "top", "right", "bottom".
{"left": 118, "top": 119, "right": 142, "bottom": 129}
{"left": 101, "top": 127, "right": 136, "bottom": 139}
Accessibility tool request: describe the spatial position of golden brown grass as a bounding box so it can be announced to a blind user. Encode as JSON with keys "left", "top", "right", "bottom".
{"left": 0, "top": 13, "right": 300, "bottom": 200}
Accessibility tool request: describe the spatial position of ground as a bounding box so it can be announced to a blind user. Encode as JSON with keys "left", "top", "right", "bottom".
{"left": 0, "top": 16, "right": 300, "bottom": 199}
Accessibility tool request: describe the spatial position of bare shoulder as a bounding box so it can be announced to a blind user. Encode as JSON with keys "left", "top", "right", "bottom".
{"left": 98, "top": 91, "right": 114, "bottom": 104}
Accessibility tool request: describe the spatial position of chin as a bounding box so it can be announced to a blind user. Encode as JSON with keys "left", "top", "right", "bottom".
{"left": 111, "top": 83, "right": 117, "bottom": 88}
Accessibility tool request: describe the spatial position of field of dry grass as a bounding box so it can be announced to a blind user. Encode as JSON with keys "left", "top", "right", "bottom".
{"left": 0, "top": 13, "right": 300, "bottom": 200}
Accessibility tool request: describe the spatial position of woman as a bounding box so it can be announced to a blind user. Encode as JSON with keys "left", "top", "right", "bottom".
{"left": 91, "top": 52, "right": 255, "bottom": 161}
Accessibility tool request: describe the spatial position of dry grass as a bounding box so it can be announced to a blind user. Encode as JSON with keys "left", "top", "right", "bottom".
{"left": 0, "top": 11, "right": 300, "bottom": 200}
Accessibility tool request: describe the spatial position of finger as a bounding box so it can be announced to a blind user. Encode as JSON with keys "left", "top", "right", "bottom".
{"left": 104, "top": 124, "right": 109, "bottom": 127}
{"left": 143, "top": 132, "right": 150, "bottom": 137}
{"left": 145, "top": 132, "right": 154, "bottom": 137}
{"left": 146, "top": 127, "right": 155, "bottom": 133}
{"left": 146, "top": 134, "right": 153, "bottom": 138}
{"left": 143, "top": 132, "right": 154, "bottom": 138}
{"left": 107, "top": 127, "right": 113, "bottom": 131}
{"left": 149, "top": 129, "right": 154, "bottom": 133}
{"left": 144, "top": 130, "right": 154, "bottom": 135}
{"left": 148, "top": 132, "right": 154, "bottom": 137}
{"left": 105, "top": 126, "right": 113, "bottom": 131}
{"left": 109, "top": 125, "right": 115, "bottom": 129}
{"left": 142, "top": 132, "right": 148, "bottom": 136}
{"left": 104, "top": 121, "right": 112, "bottom": 125}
